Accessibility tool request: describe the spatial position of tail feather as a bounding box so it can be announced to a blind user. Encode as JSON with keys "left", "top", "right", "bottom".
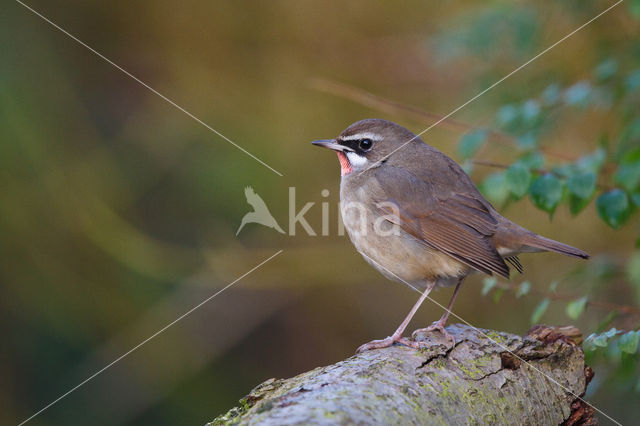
{"left": 505, "top": 256, "right": 524, "bottom": 273}
{"left": 521, "top": 234, "right": 589, "bottom": 259}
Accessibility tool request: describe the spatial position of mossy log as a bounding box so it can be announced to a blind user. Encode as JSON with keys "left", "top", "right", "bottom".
{"left": 209, "top": 324, "right": 595, "bottom": 425}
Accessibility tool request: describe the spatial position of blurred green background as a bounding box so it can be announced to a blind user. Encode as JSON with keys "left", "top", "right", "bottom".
{"left": 3, "top": 1, "right": 640, "bottom": 424}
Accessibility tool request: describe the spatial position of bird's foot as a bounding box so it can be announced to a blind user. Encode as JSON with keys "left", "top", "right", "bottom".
{"left": 356, "top": 335, "right": 421, "bottom": 353}
{"left": 412, "top": 322, "right": 455, "bottom": 347}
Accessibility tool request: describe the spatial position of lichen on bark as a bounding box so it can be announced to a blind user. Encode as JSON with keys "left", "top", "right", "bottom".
{"left": 209, "top": 324, "right": 594, "bottom": 425}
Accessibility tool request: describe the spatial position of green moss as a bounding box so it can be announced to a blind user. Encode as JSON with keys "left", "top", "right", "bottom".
{"left": 207, "top": 405, "right": 244, "bottom": 425}
{"left": 456, "top": 353, "right": 496, "bottom": 379}
{"left": 255, "top": 401, "right": 274, "bottom": 413}
{"left": 436, "top": 379, "right": 456, "bottom": 399}
{"left": 239, "top": 398, "right": 250, "bottom": 411}
{"left": 457, "top": 383, "right": 510, "bottom": 423}
{"left": 208, "top": 395, "right": 258, "bottom": 425}
{"left": 484, "top": 331, "right": 510, "bottom": 345}
{"left": 457, "top": 362, "right": 477, "bottom": 377}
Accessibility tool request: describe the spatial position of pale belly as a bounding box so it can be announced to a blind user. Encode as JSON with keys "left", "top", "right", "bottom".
{"left": 340, "top": 195, "right": 467, "bottom": 289}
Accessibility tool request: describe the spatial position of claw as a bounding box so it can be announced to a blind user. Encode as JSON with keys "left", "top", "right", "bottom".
{"left": 356, "top": 335, "right": 422, "bottom": 353}
{"left": 412, "top": 322, "right": 455, "bottom": 347}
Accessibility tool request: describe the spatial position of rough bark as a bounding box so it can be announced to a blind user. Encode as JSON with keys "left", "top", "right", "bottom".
{"left": 208, "top": 324, "right": 595, "bottom": 425}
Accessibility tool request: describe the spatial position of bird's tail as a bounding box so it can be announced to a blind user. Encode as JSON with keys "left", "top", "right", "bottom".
{"left": 520, "top": 233, "right": 589, "bottom": 259}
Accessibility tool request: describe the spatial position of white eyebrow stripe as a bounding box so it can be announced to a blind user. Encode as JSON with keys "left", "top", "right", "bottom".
{"left": 339, "top": 132, "right": 383, "bottom": 142}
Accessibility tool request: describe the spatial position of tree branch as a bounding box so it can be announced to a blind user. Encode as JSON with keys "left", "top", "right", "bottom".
{"left": 209, "top": 325, "right": 596, "bottom": 425}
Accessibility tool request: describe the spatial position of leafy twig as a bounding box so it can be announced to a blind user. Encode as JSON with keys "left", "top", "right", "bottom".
{"left": 495, "top": 280, "right": 640, "bottom": 317}
{"left": 309, "top": 78, "right": 582, "bottom": 162}
{"left": 472, "top": 159, "right": 614, "bottom": 191}
{"left": 310, "top": 78, "right": 513, "bottom": 147}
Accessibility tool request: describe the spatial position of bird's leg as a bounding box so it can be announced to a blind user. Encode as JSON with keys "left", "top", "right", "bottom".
{"left": 412, "top": 276, "right": 465, "bottom": 346}
{"left": 356, "top": 282, "right": 435, "bottom": 353}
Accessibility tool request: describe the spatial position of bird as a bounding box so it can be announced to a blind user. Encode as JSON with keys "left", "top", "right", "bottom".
{"left": 236, "top": 186, "right": 285, "bottom": 235}
{"left": 312, "top": 119, "right": 589, "bottom": 353}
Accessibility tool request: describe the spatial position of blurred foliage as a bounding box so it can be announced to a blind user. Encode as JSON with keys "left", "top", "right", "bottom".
{"left": 3, "top": 1, "right": 640, "bottom": 425}
{"left": 459, "top": 3, "right": 640, "bottom": 407}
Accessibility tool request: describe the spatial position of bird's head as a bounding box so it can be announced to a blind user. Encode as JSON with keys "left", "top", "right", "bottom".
{"left": 311, "top": 119, "right": 420, "bottom": 176}
{"left": 244, "top": 186, "right": 256, "bottom": 197}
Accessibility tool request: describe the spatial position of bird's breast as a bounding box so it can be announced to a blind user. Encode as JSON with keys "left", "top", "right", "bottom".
{"left": 339, "top": 184, "right": 467, "bottom": 287}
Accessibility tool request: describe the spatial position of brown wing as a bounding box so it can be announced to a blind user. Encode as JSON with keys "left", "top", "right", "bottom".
{"left": 374, "top": 166, "right": 510, "bottom": 278}
{"left": 505, "top": 256, "right": 524, "bottom": 273}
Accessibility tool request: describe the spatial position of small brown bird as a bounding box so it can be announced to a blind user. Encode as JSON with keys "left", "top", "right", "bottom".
{"left": 312, "top": 119, "right": 588, "bottom": 353}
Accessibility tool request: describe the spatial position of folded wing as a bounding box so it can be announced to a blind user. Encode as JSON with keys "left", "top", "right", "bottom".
{"left": 374, "top": 166, "right": 510, "bottom": 278}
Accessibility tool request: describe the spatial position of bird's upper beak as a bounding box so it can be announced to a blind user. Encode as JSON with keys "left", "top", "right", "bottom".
{"left": 311, "top": 139, "right": 353, "bottom": 152}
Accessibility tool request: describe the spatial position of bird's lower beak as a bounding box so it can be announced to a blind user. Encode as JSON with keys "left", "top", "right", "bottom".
{"left": 311, "top": 139, "right": 351, "bottom": 152}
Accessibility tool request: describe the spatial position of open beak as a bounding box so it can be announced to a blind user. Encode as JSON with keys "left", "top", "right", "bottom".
{"left": 311, "top": 139, "right": 353, "bottom": 152}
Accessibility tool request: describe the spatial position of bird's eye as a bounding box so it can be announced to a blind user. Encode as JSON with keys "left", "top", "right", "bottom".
{"left": 359, "top": 138, "right": 373, "bottom": 150}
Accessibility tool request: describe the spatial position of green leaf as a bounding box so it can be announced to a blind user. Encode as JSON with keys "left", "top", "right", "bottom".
{"left": 505, "top": 163, "right": 531, "bottom": 199}
{"left": 626, "top": 69, "right": 640, "bottom": 91}
{"left": 461, "top": 160, "right": 474, "bottom": 175}
{"left": 592, "top": 334, "right": 609, "bottom": 347}
{"left": 458, "top": 130, "right": 487, "bottom": 159}
{"left": 589, "top": 332, "right": 611, "bottom": 348}
{"left": 567, "top": 172, "right": 596, "bottom": 199}
{"left": 529, "top": 174, "right": 564, "bottom": 215}
{"left": 565, "top": 296, "right": 588, "bottom": 320}
{"left": 551, "top": 164, "right": 573, "bottom": 179}
{"left": 519, "top": 151, "right": 545, "bottom": 169}
{"left": 516, "top": 281, "right": 531, "bottom": 298}
{"left": 630, "top": 0, "right": 640, "bottom": 18}
{"left": 481, "top": 172, "right": 510, "bottom": 204}
{"left": 631, "top": 193, "right": 640, "bottom": 208}
{"left": 583, "top": 336, "right": 597, "bottom": 352}
{"left": 567, "top": 172, "right": 596, "bottom": 215}
{"left": 496, "top": 104, "right": 519, "bottom": 130}
{"left": 618, "top": 331, "right": 640, "bottom": 354}
{"left": 482, "top": 277, "right": 497, "bottom": 296}
{"left": 492, "top": 288, "right": 504, "bottom": 303}
{"left": 542, "top": 84, "right": 561, "bottom": 106}
{"left": 531, "top": 298, "right": 550, "bottom": 324}
{"left": 563, "top": 81, "right": 591, "bottom": 107}
{"left": 596, "top": 189, "right": 632, "bottom": 229}
{"left": 594, "top": 58, "right": 617, "bottom": 81}
{"left": 605, "top": 339, "right": 622, "bottom": 363}
{"left": 584, "top": 332, "right": 609, "bottom": 352}
{"left": 614, "top": 162, "right": 640, "bottom": 192}
{"left": 576, "top": 147, "right": 606, "bottom": 173}
{"left": 516, "top": 132, "right": 537, "bottom": 150}
{"left": 604, "top": 327, "right": 618, "bottom": 339}
{"left": 521, "top": 100, "right": 541, "bottom": 123}
{"left": 627, "top": 251, "right": 640, "bottom": 286}
{"left": 569, "top": 195, "right": 589, "bottom": 216}
{"left": 620, "top": 124, "right": 640, "bottom": 151}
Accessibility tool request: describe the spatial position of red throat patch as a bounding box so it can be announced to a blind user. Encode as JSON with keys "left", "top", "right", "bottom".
{"left": 336, "top": 151, "right": 353, "bottom": 176}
